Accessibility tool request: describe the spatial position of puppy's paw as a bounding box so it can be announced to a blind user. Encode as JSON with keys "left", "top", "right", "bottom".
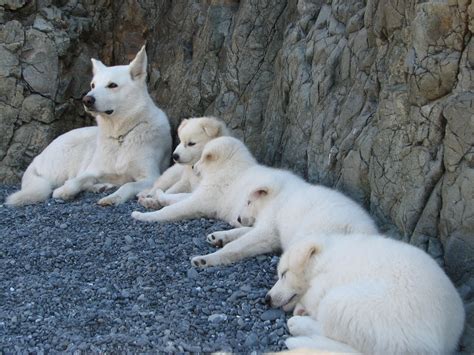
{"left": 191, "top": 255, "right": 212, "bottom": 268}
{"left": 285, "top": 336, "right": 314, "bottom": 350}
{"left": 98, "top": 194, "right": 124, "bottom": 206}
{"left": 52, "top": 186, "right": 74, "bottom": 200}
{"left": 138, "top": 196, "right": 162, "bottom": 210}
{"left": 155, "top": 189, "right": 169, "bottom": 206}
{"left": 131, "top": 211, "right": 155, "bottom": 222}
{"left": 206, "top": 233, "right": 224, "bottom": 248}
{"left": 136, "top": 189, "right": 151, "bottom": 198}
{"left": 287, "top": 316, "right": 321, "bottom": 336}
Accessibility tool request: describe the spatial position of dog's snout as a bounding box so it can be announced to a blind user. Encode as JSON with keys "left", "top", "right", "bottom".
{"left": 172, "top": 153, "right": 180, "bottom": 162}
{"left": 82, "top": 95, "right": 95, "bottom": 108}
{"left": 237, "top": 216, "right": 242, "bottom": 224}
{"left": 265, "top": 294, "right": 272, "bottom": 306}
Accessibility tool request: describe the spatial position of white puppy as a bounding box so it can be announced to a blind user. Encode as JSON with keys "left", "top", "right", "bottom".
{"left": 270, "top": 234, "right": 465, "bottom": 354}
{"left": 190, "top": 165, "right": 377, "bottom": 267}
{"left": 131, "top": 137, "right": 258, "bottom": 231}
{"left": 137, "top": 116, "right": 230, "bottom": 209}
{"left": 6, "top": 46, "right": 171, "bottom": 206}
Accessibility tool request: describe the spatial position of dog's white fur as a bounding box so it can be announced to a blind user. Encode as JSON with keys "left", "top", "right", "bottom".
{"left": 6, "top": 46, "right": 171, "bottom": 206}
{"left": 272, "top": 234, "right": 465, "bottom": 354}
{"left": 131, "top": 137, "right": 261, "bottom": 231}
{"left": 137, "top": 116, "right": 230, "bottom": 209}
{"left": 190, "top": 161, "right": 377, "bottom": 268}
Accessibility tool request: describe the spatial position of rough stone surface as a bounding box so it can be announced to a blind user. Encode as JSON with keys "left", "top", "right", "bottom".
{"left": 0, "top": 0, "right": 473, "bottom": 351}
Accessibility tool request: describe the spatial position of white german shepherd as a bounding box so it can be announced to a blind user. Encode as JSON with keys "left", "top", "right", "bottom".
{"left": 6, "top": 46, "right": 172, "bottom": 206}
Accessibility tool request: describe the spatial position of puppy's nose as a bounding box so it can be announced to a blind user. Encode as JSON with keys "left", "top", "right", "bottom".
{"left": 237, "top": 216, "right": 242, "bottom": 224}
{"left": 172, "top": 153, "right": 180, "bottom": 161}
{"left": 82, "top": 95, "right": 95, "bottom": 108}
{"left": 265, "top": 294, "right": 272, "bottom": 306}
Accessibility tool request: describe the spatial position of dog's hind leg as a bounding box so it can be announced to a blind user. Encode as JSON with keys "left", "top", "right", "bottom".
{"left": 6, "top": 168, "right": 52, "bottom": 206}
{"left": 52, "top": 172, "right": 99, "bottom": 200}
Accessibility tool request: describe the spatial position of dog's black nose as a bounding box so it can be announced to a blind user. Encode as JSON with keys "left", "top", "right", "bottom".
{"left": 172, "top": 153, "right": 180, "bottom": 161}
{"left": 265, "top": 294, "right": 272, "bottom": 306}
{"left": 82, "top": 95, "right": 95, "bottom": 107}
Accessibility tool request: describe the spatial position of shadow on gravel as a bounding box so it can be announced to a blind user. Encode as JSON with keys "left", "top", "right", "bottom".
{"left": 0, "top": 185, "right": 288, "bottom": 353}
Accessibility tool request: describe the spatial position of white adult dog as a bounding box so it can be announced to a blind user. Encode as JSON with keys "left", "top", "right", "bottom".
{"left": 190, "top": 161, "right": 377, "bottom": 267}
{"left": 137, "top": 116, "right": 230, "bottom": 209}
{"left": 6, "top": 46, "right": 171, "bottom": 206}
{"left": 270, "top": 234, "right": 465, "bottom": 354}
{"left": 131, "top": 137, "right": 258, "bottom": 232}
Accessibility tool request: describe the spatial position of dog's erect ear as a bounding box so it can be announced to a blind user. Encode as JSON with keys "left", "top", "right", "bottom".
{"left": 288, "top": 240, "right": 320, "bottom": 272}
{"left": 129, "top": 45, "right": 147, "bottom": 81}
{"left": 178, "top": 119, "right": 189, "bottom": 134}
{"left": 91, "top": 58, "right": 106, "bottom": 75}
{"left": 201, "top": 117, "right": 223, "bottom": 137}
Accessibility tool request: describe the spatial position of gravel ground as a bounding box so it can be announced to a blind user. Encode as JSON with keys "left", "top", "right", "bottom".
{"left": 0, "top": 185, "right": 288, "bottom": 353}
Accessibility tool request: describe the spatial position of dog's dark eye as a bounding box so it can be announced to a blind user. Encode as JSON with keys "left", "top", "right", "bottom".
{"left": 247, "top": 200, "right": 251, "bottom": 205}
{"left": 281, "top": 270, "right": 288, "bottom": 279}
{"left": 107, "top": 83, "right": 118, "bottom": 88}
{"left": 91, "top": 83, "right": 95, "bottom": 89}
{"left": 188, "top": 142, "right": 196, "bottom": 147}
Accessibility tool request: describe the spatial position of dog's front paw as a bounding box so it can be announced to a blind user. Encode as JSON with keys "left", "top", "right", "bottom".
{"left": 138, "top": 196, "right": 162, "bottom": 210}
{"left": 52, "top": 186, "right": 75, "bottom": 200}
{"left": 136, "top": 189, "right": 151, "bottom": 199}
{"left": 155, "top": 189, "right": 169, "bottom": 206}
{"left": 285, "top": 336, "right": 312, "bottom": 350}
{"left": 98, "top": 194, "right": 124, "bottom": 206}
{"left": 206, "top": 233, "right": 224, "bottom": 248}
{"left": 131, "top": 211, "right": 154, "bottom": 222}
{"left": 287, "top": 316, "right": 321, "bottom": 337}
{"left": 191, "top": 255, "right": 213, "bottom": 268}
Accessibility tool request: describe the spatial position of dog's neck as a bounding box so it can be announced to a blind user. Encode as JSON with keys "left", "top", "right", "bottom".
{"left": 95, "top": 93, "right": 155, "bottom": 139}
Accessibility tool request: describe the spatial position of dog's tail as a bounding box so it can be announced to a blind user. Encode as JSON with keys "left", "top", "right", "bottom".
{"left": 5, "top": 170, "right": 52, "bottom": 206}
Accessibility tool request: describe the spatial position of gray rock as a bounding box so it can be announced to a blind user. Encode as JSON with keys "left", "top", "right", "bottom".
{"left": 208, "top": 313, "right": 227, "bottom": 324}
{"left": 186, "top": 268, "right": 199, "bottom": 279}
{"left": 260, "top": 309, "right": 284, "bottom": 321}
{"left": 244, "top": 333, "right": 259, "bottom": 347}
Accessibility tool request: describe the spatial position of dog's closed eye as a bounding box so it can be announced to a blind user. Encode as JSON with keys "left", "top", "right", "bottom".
{"left": 188, "top": 142, "right": 196, "bottom": 147}
{"left": 107, "top": 82, "right": 118, "bottom": 88}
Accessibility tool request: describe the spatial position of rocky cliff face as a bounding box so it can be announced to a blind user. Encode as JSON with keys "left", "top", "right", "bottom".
{"left": 1, "top": 0, "right": 473, "bottom": 350}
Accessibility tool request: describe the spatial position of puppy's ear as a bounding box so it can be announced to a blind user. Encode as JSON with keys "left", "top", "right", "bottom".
{"left": 178, "top": 119, "right": 189, "bottom": 134}
{"left": 203, "top": 151, "right": 218, "bottom": 162}
{"left": 91, "top": 58, "right": 106, "bottom": 76}
{"left": 250, "top": 187, "right": 269, "bottom": 201}
{"left": 201, "top": 117, "right": 224, "bottom": 137}
{"left": 129, "top": 45, "right": 147, "bottom": 81}
{"left": 289, "top": 241, "right": 320, "bottom": 272}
